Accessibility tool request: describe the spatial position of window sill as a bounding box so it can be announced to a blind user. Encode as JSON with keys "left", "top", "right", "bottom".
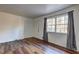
{"left": 47, "top": 32, "right": 67, "bottom": 35}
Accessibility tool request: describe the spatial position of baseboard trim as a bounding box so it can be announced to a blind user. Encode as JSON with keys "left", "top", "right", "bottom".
{"left": 26, "top": 37, "right": 79, "bottom": 54}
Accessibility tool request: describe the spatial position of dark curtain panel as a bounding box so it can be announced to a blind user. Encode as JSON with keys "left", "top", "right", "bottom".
{"left": 43, "top": 18, "right": 48, "bottom": 41}
{"left": 67, "top": 11, "right": 77, "bottom": 50}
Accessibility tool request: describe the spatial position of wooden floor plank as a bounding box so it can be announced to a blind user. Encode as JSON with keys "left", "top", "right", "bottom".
{"left": 0, "top": 38, "right": 78, "bottom": 54}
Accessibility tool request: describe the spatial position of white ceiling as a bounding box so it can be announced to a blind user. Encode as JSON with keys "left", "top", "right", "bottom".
{"left": 0, "top": 4, "right": 72, "bottom": 18}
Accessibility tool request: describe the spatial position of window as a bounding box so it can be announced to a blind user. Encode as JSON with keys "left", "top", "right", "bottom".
{"left": 47, "top": 18, "right": 55, "bottom": 32}
{"left": 47, "top": 14, "right": 68, "bottom": 33}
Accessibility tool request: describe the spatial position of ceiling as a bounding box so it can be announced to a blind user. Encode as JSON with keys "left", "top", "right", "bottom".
{"left": 0, "top": 4, "right": 72, "bottom": 18}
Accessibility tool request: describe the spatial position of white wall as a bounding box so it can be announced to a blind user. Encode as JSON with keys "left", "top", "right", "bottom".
{"left": 34, "top": 18, "right": 44, "bottom": 40}
{"left": 24, "top": 18, "right": 34, "bottom": 38}
{"left": 34, "top": 5, "right": 79, "bottom": 51}
{"left": 0, "top": 12, "right": 33, "bottom": 43}
{"left": 48, "top": 33, "right": 67, "bottom": 47}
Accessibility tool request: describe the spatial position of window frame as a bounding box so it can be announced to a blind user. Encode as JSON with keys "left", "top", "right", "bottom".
{"left": 47, "top": 13, "right": 68, "bottom": 34}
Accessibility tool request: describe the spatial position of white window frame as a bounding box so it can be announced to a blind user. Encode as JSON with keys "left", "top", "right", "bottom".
{"left": 47, "top": 13, "right": 68, "bottom": 34}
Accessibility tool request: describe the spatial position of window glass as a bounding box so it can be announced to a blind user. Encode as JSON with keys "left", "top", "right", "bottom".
{"left": 47, "top": 14, "right": 68, "bottom": 33}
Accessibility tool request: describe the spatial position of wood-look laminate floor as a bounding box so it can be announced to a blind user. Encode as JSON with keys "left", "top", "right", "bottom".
{"left": 0, "top": 38, "right": 67, "bottom": 54}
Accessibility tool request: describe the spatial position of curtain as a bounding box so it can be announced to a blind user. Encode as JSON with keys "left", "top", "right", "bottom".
{"left": 67, "top": 11, "right": 77, "bottom": 50}
{"left": 43, "top": 18, "right": 48, "bottom": 41}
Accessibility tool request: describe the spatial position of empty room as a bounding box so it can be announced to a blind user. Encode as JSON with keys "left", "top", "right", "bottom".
{"left": 0, "top": 4, "right": 79, "bottom": 54}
